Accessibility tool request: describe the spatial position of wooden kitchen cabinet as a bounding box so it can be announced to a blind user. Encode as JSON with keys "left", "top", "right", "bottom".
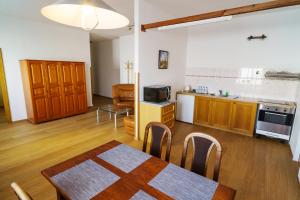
{"left": 192, "top": 94, "right": 257, "bottom": 137}
{"left": 194, "top": 96, "right": 211, "bottom": 125}
{"left": 20, "top": 60, "right": 88, "bottom": 123}
{"left": 210, "top": 99, "right": 232, "bottom": 130}
{"left": 230, "top": 101, "right": 257, "bottom": 136}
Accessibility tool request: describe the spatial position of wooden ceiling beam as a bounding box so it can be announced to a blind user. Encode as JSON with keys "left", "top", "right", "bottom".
{"left": 141, "top": 0, "right": 300, "bottom": 31}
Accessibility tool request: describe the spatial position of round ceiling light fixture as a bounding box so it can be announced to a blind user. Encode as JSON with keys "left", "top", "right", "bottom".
{"left": 41, "top": 0, "right": 129, "bottom": 31}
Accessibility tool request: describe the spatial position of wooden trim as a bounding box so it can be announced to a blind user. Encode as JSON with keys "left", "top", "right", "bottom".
{"left": 134, "top": 72, "right": 140, "bottom": 140}
{"left": 141, "top": 0, "right": 300, "bottom": 31}
{"left": 0, "top": 49, "right": 12, "bottom": 123}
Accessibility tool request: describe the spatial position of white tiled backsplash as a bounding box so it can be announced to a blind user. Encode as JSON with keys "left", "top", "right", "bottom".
{"left": 185, "top": 68, "right": 300, "bottom": 102}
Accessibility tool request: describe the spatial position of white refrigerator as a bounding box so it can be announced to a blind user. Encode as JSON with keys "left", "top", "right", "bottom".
{"left": 176, "top": 94, "right": 195, "bottom": 123}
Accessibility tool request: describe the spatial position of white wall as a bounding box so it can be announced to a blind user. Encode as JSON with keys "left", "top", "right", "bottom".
{"left": 91, "top": 34, "right": 134, "bottom": 98}
{"left": 186, "top": 7, "right": 300, "bottom": 70}
{"left": 139, "top": 30, "right": 187, "bottom": 100}
{"left": 92, "top": 39, "right": 120, "bottom": 98}
{"left": 0, "top": 15, "right": 92, "bottom": 121}
{"left": 119, "top": 35, "right": 134, "bottom": 84}
{"left": 139, "top": 0, "right": 187, "bottom": 101}
{"left": 185, "top": 7, "right": 300, "bottom": 101}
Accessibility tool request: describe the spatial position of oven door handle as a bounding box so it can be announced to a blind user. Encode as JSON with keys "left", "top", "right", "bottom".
{"left": 265, "top": 112, "right": 287, "bottom": 117}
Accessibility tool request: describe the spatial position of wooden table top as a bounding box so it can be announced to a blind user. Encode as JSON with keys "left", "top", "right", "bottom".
{"left": 42, "top": 140, "right": 236, "bottom": 200}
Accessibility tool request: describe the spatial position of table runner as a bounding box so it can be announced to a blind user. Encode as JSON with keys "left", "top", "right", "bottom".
{"left": 130, "top": 190, "right": 157, "bottom": 200}
{"left": 148, "top": 163, "right": 218, "bottom": 200}
{"left": 51, "top": 160, "right": 120, "bottom": 200}
{"left": 98, "top": 144, "right": 151, "bottom": 173}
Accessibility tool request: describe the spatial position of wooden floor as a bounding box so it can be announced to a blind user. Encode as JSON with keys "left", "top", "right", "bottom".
{"left": 0, "top": 106, "right": 299, "bottom": 199}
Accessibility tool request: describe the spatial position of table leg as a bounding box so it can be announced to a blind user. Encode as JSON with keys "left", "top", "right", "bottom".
{"left": 96, "top": 108, "right": 99, "bottom": 123}
{"left": 57, "top": 190, "right": 66, "bottom": 200}
{"left": 109, "top": 112, "right": 112, "bottom": 120}
{"left": 126, "top": 111, "right": 129, "bottom": 117}
{"left": 114, "top": 113, "right": 117, "bottom": 128}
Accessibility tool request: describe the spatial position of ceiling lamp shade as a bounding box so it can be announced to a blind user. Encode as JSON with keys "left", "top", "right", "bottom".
{"left": 41, "top": 0, "right": 129, "bottom": 31}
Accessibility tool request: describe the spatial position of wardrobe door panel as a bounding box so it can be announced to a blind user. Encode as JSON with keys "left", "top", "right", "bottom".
{"left": 73, "top": 63, "right": 87, "bottom": 113}
{"left": 28, "top": 61, "right": 49, "bottom": 122}
{"left": 34, "top": 98, "right": 48, "bottom": 121}
{"left": 44, "top": 62, "right": 63, "bottom": 119}
{"left": 60, "top": 62, "right": 77, "bottom": 116}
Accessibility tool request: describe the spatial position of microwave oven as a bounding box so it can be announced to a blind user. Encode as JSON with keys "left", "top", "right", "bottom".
{"left": 144, "top": 85, "right": 171, "bottom": 103}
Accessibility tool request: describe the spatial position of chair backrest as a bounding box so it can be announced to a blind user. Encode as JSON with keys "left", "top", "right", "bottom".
{"left": 180, "top": 132, "right": 222, "bottom": 181}
{"left": 112, "top": 84, "right": 134, "bottom": 101}
{"left": 11, "top": 182, "right": 33, "bottom": 200}
{"left": 143, "top": 122, "right": 172, "bottom": 162}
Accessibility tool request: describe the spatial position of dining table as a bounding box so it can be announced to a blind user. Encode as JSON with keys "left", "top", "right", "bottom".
{"left": 42, "top": 140, "right": 236, "bottom": 200}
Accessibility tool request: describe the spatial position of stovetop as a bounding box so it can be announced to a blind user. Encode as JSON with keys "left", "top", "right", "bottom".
{"left": 258, "top": 99, "right": 296, "bottom": 107}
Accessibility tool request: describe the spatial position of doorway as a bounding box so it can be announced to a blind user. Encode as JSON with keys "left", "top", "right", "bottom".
{"left": 0, "top": 49, "right": 12, "bottom": 123}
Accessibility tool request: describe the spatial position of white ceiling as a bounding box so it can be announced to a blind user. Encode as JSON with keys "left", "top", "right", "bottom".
{"left": 0, "top": 0, "right": 273, "bottom": 41}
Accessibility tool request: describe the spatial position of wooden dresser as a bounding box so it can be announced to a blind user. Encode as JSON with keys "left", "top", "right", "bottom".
{"left": 139, "top": 101, "right": 175, "bottom": 140}
{"left": 20, "top": 60, "right": 88, "bottom": 123}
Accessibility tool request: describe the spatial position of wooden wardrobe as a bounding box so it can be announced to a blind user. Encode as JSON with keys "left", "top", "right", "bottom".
{"left": 20, "top": 60, "right": 88, "bottom": 123}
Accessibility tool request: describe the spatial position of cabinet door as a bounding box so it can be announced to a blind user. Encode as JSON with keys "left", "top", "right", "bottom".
{"left": 194, "top": 96, "right": 211, "bottom": 125}
{"left": 73, "top": 63, "right": 87, "bottom": 113}
{"left": 210, "top": 99, "right": 232, "bottom": 129}
{"left": 28, "top": 61, "right": 49, "bottom": 122}
{"left": 60, "top": 62, "right": 77, "bottom": 116}
{"left": 44, "top": 61, "right": 63, "bottom": 119}
{"left": 230, "top": 102, "right": 257, "bottom": 136}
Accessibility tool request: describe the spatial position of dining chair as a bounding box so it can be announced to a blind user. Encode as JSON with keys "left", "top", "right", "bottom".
{"left": 11, "top": 182, "right": 33, "bottom": 200}
{"left": 180, "top": 132, "right": 222, "bottom": 181}
{"left": 143, "top": 122, "right": 172, "bottom": 162}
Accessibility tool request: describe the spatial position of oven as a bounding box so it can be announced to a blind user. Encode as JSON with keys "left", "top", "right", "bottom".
{"left": 256, "top": 101, "right": 296, "bottom": 141}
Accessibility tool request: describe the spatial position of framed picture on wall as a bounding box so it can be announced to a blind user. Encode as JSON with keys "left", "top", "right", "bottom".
{"left": 158, "top": 50, "right": 169, "bottom": 69}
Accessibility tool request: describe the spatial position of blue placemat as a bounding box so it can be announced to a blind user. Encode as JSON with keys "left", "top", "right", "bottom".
{"left": 148, "top": 163, "right": 218, "bottom": 200}
{"left": 98, "top": 144, "right": 151, "bottom": 173}
{"left": 51, "top": 159, "right": 120, "bottom": 200}
{"left": 130, "top": 190, "right": 157, "bottom": 200}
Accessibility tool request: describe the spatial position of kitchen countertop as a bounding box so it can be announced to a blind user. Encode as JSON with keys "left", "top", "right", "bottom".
{"left": 140, "top": 100, "right": 175, "bottom": 107}
{"left": 176, "top": 91, "right": 296, "bottom": 106}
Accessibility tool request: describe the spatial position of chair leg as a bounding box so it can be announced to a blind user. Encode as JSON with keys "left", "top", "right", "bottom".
{"left": 57, "top": 191, "right": 65, "bottom": 200}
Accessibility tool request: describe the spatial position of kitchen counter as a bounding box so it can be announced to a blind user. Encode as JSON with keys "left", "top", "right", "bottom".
{"left": 140, "top": 100, "right": 175, "bottom": 107}
{"left": 176, "top": 91, "right": 258, "bottom": 103}
{"left": 176, "top": 91, "right": 296, "bottom": 105}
